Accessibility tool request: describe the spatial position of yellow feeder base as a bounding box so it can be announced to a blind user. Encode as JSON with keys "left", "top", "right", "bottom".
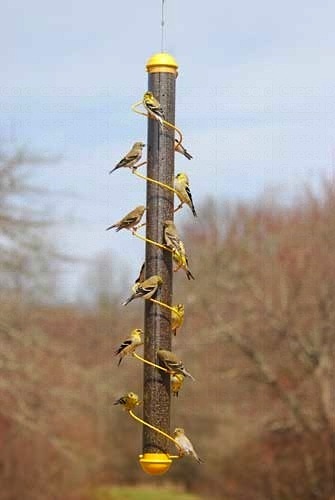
{"left": 139, "top": 453, "right": 173, "bottom": 475}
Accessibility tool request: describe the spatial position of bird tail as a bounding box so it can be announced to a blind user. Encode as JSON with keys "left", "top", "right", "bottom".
{"left": 184, "top": 369, "right": 195, "bottom": 382}
{"left": 122, "top": 294, "right": 135, "bottom": 306}
{"left": 184, "top": 151, "right": 193, "bottom": 160}
{"left": 186, "top": 269, "right": 195, "bottom": 280}
{"left": 114, "top": 346, "right": 122, "bottom": 356}
{"left": 117, "top": 356, "right": 123, "bottom": 367}
{"left": 195, "top": 454, "right": 204, "bottom": 464}
{"left": 106, "top": 223, "right": 117, "bottom": 231}
{"left": 109, "top": 165, "right": 120, "bottom": 174}
{"left": 173, "top": 328, "right": 177, "bottom": 336}
{"left": 191, "top": 203, "right": 197, "bottom": 217}
{"left": 158, "top": 116, "right": 164, "bottom": 131}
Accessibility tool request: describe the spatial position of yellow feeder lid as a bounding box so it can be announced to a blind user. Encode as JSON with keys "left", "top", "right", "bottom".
{"left": 139, "top": 453, "right": 173, "bottom": 475}
{"left": 146, "top": 53, "right": 178, "bottom": 75}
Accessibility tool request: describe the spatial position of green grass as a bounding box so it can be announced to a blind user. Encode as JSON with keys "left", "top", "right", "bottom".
{"left": 91, "top": 485, "right": 201, "bottom": 500}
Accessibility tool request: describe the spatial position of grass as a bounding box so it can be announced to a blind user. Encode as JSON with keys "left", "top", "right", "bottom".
{"left": 91, "top": 485, "right": 201, "bottom": 500}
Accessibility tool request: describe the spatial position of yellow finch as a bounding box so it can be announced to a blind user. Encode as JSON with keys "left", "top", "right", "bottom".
{"left": 174, "top": 173, "right": 197, "bottom": 217}
{"left": 157, "top": 349, "right": 195, "bottom": 381}
{"left": 173, "top": 249, "right": 195, "bottom": 280}
{"left": 163, "top": 220, "right": 185, "bottom": 256}
{"left": 171, "top": 303, "right": 185, "bottom": 335}
{"left": 114, "top": 328, "right": 144, "bottom": 366}
{"left": 122, "top": 275, "right": 163, "bottom": 306}
{"left": 106, "top": 205, "right": 146, "bottom": 232}
{"left": 143, "top": 91, "right": 165, "bottom": 130}
{"left": 109, "top": 141, "right": 145, "bottom": 174}
{"left": 171, "top": 373, "right": 185, "bottom": 397}
{"left": 163, "top": 220, "right": 194, "bottom": 280}
{"left": 113, "top": 392, "right": 141, "bottom": 411}
{"left": 175, "top": 139, "right": 193, "bottom": 160}
{"left": 173, "top": 428, "right": 203, "bottom": 463}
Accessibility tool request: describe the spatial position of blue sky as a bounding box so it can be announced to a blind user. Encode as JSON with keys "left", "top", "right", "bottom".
{"left": 1, "top": 0, "right": 334, "bottom": 300}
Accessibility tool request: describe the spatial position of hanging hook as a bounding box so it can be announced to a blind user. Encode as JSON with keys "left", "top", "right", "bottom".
{"left": 161, "top": 0, "right": 166, "bottom": 53}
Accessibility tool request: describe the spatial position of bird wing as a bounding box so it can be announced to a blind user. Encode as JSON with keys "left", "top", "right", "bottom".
{"left": 120, "top": 214, "right": 140, "bottom": 228}
{"left": 169, "top": 233, "right": 184, "bottom": 254}
{"left": 145, "top": 99, "right": 165, "bottom": 118}
{"left": 114, "top": 339, "right": 132, "bottom": 355}
{"left": 113, "top": 396, "right": 127, "bottom": 405}
{"left": 185, "top": 185, "right": 197, "bottom": 216}
{"left": 137, "top": 282, "right": 157, "bottom": 296}
{"left": 118, "top": 152, "right": 139, "bottom": 167}
{"left": 164, "top": 358, "right": 181, "bottom": 372}
{"left": 185, "top": 185, "right": 193, "bottom": 204}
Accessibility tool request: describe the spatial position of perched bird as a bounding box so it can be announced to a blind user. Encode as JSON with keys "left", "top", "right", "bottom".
{"left": 173, "top": 428, "right": 203, "bottom": 463}
{"left": 143, "top": 91, "right": 165, "bottom": 130}
{"left": 113, "top": 392, "right": 141, "bottom": 412}
{"left": 109, "top": 141, "right": 145, "bottom": 174}
{"left": 106, "top": 205, "right": 146, "bottom": 232}
{"left": 163, "top": 220, "right": 185, "bottom": 256}
{"left": 122, "top": 275, "right": 163, "bottom": 306}
{"left": 172, "top": 249, "right": 195, "bottom": 280}
{"left": 157, "top": 349, "right": 195, "bottom": 381}
{"left": 171, "top": 373, "right": 185, "bottom": 397}
{"left": 171, "top": 303, "right": 185, "bottom": 335}
{"left": 174, "top": 173, "right": 197, "bottom": 217}
{"left": 162, "top": 220, "right": 194, "bottom": 280}
{"left": 114, "top": 328, "right": 144, "bottom": 366}
{"left": 175, "top": 139, "right": 193, "bottom": 160}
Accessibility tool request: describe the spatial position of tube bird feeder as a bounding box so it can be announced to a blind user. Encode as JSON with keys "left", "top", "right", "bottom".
{"left": 139, "top": 52, "right": 178, "bottom": 475}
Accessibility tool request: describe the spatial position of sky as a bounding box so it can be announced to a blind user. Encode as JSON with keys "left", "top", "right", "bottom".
{"left": 1, "top": 0, "right": 334, "bottom": 300}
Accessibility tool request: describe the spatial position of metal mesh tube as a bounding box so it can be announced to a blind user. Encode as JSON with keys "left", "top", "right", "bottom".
{"left": 142, "top": 70, "right": 176, "bottom": 454}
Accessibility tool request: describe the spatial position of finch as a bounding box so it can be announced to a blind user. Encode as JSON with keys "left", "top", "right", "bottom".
{"left": 109, "top": 141, "right": 145, "bottom": 173}
{"left": 163, "top": 220, "right": 185, "bottom": 257}
{"left": 106, "top": 205, "right": 146, "bottom": 232}
{"left": 122, "top": 275, "right": 163, "bottom": 306}
{"left": 173, "top": 249, "right": 195, "bottom": 280}
{"left": 114, "top": 328, "right": 144, "bottom": 366}
{"left": 174, "top": 173, "right": 197, "bottom": 217}
{"left": 175, "top": 139, "right": 193, "bottom": 160}
{"left": 113, "top": 392, "right": 141, "bottom": 412}
{"left": 163, "top": 220, "right": 194, "bottom": 280}
{"left": 173, "top": 428, "right": 203, "bottom": 463}
{"left": 143, "top": 91, "right": 165, "bottom": 130}
{"left": 171, "top": 303, "right": 185, "bottom": 335}
{"left": 171, "top": 373, "right": 185, "bottom": 397}
{"left": 157, "top": 349, "right": 195, "bottom": 381}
